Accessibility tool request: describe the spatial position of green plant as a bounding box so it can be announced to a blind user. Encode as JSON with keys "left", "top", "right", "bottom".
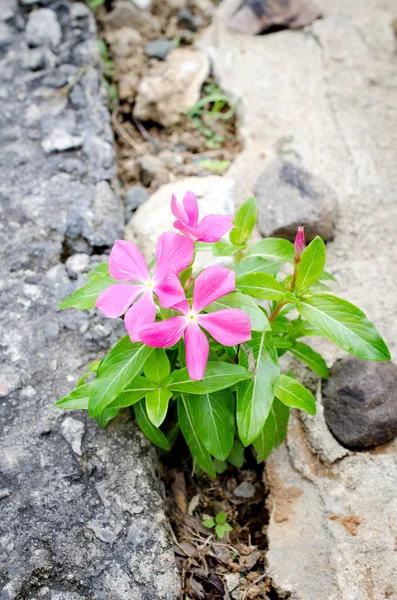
{"left": 198, "top": 159, "right": 231, "bottom": 175}
{"left": 202, "top": 511, "right": 233, "bottom": 539}
{"left": 188, "top": 83, "right": 238, "bottom": 149}
{"left": 97, "top": 39, "right": 118, "bottom": 112}
{"left": 56, "top": 193, "right": 391, "bottom": 476}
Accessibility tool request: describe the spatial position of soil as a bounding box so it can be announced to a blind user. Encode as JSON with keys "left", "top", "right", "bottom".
{"left": 94, "top": 0, "right": 242, "bottom": 199}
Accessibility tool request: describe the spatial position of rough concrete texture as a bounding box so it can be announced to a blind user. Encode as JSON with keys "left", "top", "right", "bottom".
{"left": 200, "top": 1, "right": 397, "bottom": 598}
{"left": 0, "top": 1, "right": 180, "bottom": 598}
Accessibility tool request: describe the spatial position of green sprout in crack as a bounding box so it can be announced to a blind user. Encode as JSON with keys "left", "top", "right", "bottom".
{"left": 97, "top": 39, "right": 119, "bottom": 112}
{"left": 202, "top": 511, "right": 233, "bottom": 539}
{"left": 188, "top": 83, "right": 238, "bottom": 149}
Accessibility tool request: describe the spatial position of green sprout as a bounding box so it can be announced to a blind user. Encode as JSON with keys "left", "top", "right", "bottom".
{"left": 202, "top": 511, "right": 233, "bottom": 539}
{"left": 188, "top": 83, "right": 238, "bottom": 149}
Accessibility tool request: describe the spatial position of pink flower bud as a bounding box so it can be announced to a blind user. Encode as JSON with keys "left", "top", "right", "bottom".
{"left": 294, "top": 226, "right": 305, "bottom": 258}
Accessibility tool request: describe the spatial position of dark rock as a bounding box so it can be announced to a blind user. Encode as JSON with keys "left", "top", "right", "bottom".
{"left": 124, "top": 184, "right": 149, "bottom": 222}
{"left": 323, "top": 358, "right": 397, "bottom": 450}
{"left": 137, "top": 154, "right": 169, "bottom": 187}
{"left": 255, "top": 158, "right": 338, "bottom": 242}
{"left": 178, "top": 8, "right": 204, "bottom": 31}
{"left": 144, "top": 38, "right": 175, "bottom": 60}
{"left": 0, "top": 1, "right": 180, "bottom": 598}
{"left": 229, "top": 0, "right": 321, "bottom": 35}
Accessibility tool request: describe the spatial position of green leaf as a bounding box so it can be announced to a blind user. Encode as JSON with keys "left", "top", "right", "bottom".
{"left": 222, "top": 523, "right": 233, "bottom": 533}
{"left": 289, "top": 341, "right": 329, "bottom": 378}
{"left": 205, "top": 291, "right": 270, "bottom": 332}
{"left": 168, "top": 362, "right": 251, "bottom": 395}
{"left": 234, "top": 257, "right": 281, "bottom": 279}
{"left": 134, "top": 399, "right": 170, "bottom": 450}
{"left": 59, "top": 277, "right": 116, "bottom": 310}
{"left": 275, "top": 374, "right": 316, "bottom": 415}
{"left": 216, "top": 511, "right": 227, "bottom": 525}
{"left": 236, "top": 272, "right": 285, "bottom": 301}
{"left": 253, "top": 398, "right": 289, "bottom": 462}
{"left": 87, "top": 262, "right": 111, "bottom": 282}
{"left": 226, "top": 439, "right": 244, "bottom": 468}
{"left": 297, "top": 294, "right": 391, "bottom": 362}
{"left": 55, "top": 383, "right": 90, "bottom": 410}
{"left": 202, "top": 519, "right": 215, "bottom": 528}
{"left": 215, "top": 524, "right": 227, "bottom": 538}
{"left": 89, "top": 337, "right": 153, "bottom": 417}
{"left": 95, "top": 406, "right": 120, "bottom": 428}
{"left": 213, "top": 459, "right": 227, "bottom": 474}
{"left": 144, "top": 349, "right": 170, "bottom": 384}
{"left": 146, "top": 388, "right": 172, "bottom": 427}
{"left": 76, "top": 360, "right": 100, "bottom": 388}
{"left": 190, "top": 390, "right": 234, "bottom": 461}
{"left": 247, "top": 238, "right": 294, "bottom": 264}
{"left": 105, "top": 376, "right": 157, "bottom": 411}
{"left": 212, "top": 240, "right": 241, "bottom": 257}
{"left": 237, "top": 331, "right": 280, "bottom": 446}
{"left": 296, "top": 237, "right": 326, "bottom": 292}
{"left": 319, "top": 270, "right": 337, "bottom": 282}
{"left": 178, "top": 395, "right": 216, "bottom": 477}
{"left": 229, "top": 197, "right": 256, "bottom": 246}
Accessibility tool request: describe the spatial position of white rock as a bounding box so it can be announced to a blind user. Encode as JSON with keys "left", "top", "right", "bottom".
{"left": 125, "top": 176, "right": 235, "bottom": 270}
{"left": 41, "top": 129, "right": 83, "bottom": 154}
{"left": 224, "top": 573, "right": 240, "bottom": 592}
{"left": 26, "top": 8, "right": 61, "bottom": 50}
{"left": 133, "top": 48, "right": 210, "bottom": 127}
{"left": 65, "top": 253, "right": 90, "bottom": 276}
{"left": 131, "top": 0, "right": 151, "bottom": 9}
{"left": 60, "top": 417, "right": 85, "bottom": 456}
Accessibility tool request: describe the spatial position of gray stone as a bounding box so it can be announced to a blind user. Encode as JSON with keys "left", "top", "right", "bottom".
{"left": 178, "top": 8, "right": 204, "bottom": 31}
{"left": 144, "top": 39, "right": 175, "bottom": 60}
{"left": 131, "top": 0, "right": 152, "bottom": 9}
{"left": 137, "top": 154, "right": 169, "bottom": 187}
{"left": 0, "top": 2, "right": 180, "bottom": 598}
{"left": 254, "top": 158, "right": 339, "bottom": 242}
{"left": 26, "top": 8, "right": 62, "bottom": 50}
{"left": 133, "top": 48, "right": 210, "bottom": 127}
{"left": 124, "top": 185, "right": 149, "bottom": 222}
{"left": 233, "top": 481, "right": 256, "bottom": 499}
{"left": 323, "top": 358, "right": 397, "bottom": 450}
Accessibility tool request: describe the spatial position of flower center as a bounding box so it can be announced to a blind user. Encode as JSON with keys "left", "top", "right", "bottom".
{"left": 145, "top": 279, "right": 155, "bottom": 290}
{"left": 187, "top": 310, "right": 198, "bottom": 322}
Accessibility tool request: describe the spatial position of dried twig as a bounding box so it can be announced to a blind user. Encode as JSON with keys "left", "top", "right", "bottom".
{"left": 242, "top": 571, "right": 268, "bottom": 599}
{"left": 111, "top": 109, "right": 142, "bottom": 150}
{"left": 131, "top": 115, "right": 161, "bottom": 151}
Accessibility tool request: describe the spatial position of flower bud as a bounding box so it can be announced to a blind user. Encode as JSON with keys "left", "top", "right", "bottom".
{"left": 294, "top": 226, "right": 305, "bottom": 259}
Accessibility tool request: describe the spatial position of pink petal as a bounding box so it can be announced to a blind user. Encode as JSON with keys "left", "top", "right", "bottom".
{"left": 139, "top": 316, "right": 187, "bottom": 348}
{"left": 171, "top": 193, "right": 188, "bottom": 223}
{"left": 154, "top": 273, "right": 186, "bottom": 309}
{"left": 183, "top": 191, "right": 199, "bottom": 227}
{"left": 184, "top": 323, "right": 209, "bottom": 381}
{"left": 95, "top": 283, "right": 143, "bottom": 318}
{"left": 124, "top": 291, "right": 156, "bottom": 343}
{"left": 108, "top": 240, "right": 149, "bottom": 282}
{"left": 197, "top": 214, "right": 233, "bottom": 242}
{"left": 192, "top": 266, "right": 236, "bottom": 313}
{"left": 172, "top": 299, "right": 190, "bottom": 315}
{"left": 154, "top": 232, "right": 194, "bottom": 280}
{"left": 173, "top": 220, "right": 201, "bottom": 241}
{"left": 199, "top": 309, "right": 251, "bottom": 346}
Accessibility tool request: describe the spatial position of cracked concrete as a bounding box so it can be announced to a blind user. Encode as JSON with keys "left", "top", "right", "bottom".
{"left": 0, "top": 1, "right": 180, "bottom": 598}
{"left": 200, "top": 0, "right": 397, "bottom": 598}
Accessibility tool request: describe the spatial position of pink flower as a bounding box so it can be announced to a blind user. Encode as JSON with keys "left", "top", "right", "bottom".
{"left": 139, "top": 266, "right": 251, "bottom": 381}
{"left": 96, "top": 233, "right": 194, "bottom": 342}
{"left": 294, "top": 226, "right": 305, "bottom": 259}
{"left": 171, "top": 190, "right": 233, "bottom": 242}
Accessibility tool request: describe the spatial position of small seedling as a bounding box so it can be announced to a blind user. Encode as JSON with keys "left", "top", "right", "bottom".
{"left": 188, "top": 83, "right": 237, "bottom": 149}
{"left": 198, "top": 159, "right": 231, "bottom": 175}
{"left": 202, "top": 511, "right": 233, "bottom": 539}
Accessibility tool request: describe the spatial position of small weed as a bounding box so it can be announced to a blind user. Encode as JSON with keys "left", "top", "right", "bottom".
{"left": 198, "top": 159, "right": 231, "bottom": 175}
{"left": 98, "top": 39, "right": 119, "bottom": 112}
{"left": 188, "top": 83, "right": 238, "bottom": 149}
{"left": 87, "top": 0, "right": 106, "bottom": 8}
{"left": 202, "top": 511, "right": 233, "bottom": 539}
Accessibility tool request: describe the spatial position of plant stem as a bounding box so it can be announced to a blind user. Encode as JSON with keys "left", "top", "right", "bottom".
{"left": 290, "top": 257, "right": 300, "bottom": 291}
{"left": 269, "top": 301, "right": 287, "bottom": 323}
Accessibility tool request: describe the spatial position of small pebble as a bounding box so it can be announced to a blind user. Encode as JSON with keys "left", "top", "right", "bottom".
{"left": 144, "top": 39, "right": 175, "bottom": 61}
{"left": 233, "top": 481, "right": 256, "bottom": 499}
